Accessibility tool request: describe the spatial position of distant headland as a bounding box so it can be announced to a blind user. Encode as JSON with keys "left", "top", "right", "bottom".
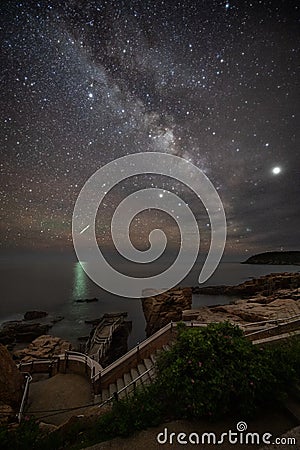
{"left": 242, "top": 251, "right": 300, "bottom": 265}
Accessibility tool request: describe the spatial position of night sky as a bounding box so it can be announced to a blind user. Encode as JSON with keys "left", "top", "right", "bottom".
{"left": 1, "top": 0, "right": 299, "bottom": 258}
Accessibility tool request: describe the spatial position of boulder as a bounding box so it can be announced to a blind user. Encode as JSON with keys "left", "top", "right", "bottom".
{"left": 13, "top": 335, "right": 72, "bottom": 362}
{"left": 0, "top": 314, "right": 64, "bottom": 346}
{"left": 142, "top": 287, "right": 192, "bottom": 336}
{"left": 0, "top": 344, "right": 23, "bottom": 408}
{"left": 0, "top": 321, "right": 51, "bottom": 345}
{"left": 75, "top": 298, "right": 98, "bottom": 303}
{"left": 24, "top": 311, "right": 48, "bottom": 321}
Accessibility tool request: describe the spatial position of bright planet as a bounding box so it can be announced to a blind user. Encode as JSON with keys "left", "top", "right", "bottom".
{"left": 272, "top": 166, "right": 282, "bottom": 175}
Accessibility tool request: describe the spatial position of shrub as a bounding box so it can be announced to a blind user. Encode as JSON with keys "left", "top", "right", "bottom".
{"left": 155, "top": 322, "right": 300, "bottom": 419}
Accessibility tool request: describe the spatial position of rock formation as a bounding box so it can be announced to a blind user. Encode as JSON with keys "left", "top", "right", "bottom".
{"left": 142, "top": 287, "right": 192, "bottom": 336}
{"left": 24, "top": 311, "right": 48, "bottom": 321}
{"left": 0, "top": 344, "right": 23, "bottom": 410}
{"left": 184, "top": 273, "right": 300, "bottom": 325}
{"left": 100, "top": 321, "right": 132, "bottom": 367}
{"left": 0, "top": 313, "right": 64, "bottom": 346}
{"left": 0, "top": 321, "right": 51, "bottom": 345}
{"left": 193, "top": 272, "right": 300, "bottom": 297}
{"left": 13, "top": 335, "right": 72, "bottom": 363}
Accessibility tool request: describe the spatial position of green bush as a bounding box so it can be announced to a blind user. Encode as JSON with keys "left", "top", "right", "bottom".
{"left": 155, "top": 322, "right": 300, "bottom": 418}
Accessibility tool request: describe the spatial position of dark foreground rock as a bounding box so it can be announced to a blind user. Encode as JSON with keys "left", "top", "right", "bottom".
{"left": 0, "top": 321, "right": 51, "bottom": 345}
{"left": 142, "top": 287, "right": 192, "bottom": 336}
{"left": 24, "top": 311, "right": 48, "bottom": 321}
{"left": 0, "top": 344, "right": 23, "bottom": 409}
{"left": 0, "top": 314, "right": 64, "bottom": 346}
{"left": 75, "top": 297, "right": 98, "bottom": 303}
{"left": 100, "top": 321, "right": 132, "bottom": 367}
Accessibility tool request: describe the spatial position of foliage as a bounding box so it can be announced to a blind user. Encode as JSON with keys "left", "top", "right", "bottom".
{"left": 0, "top": 417, "right": 40, "bottom": 450}
{"left": 156, "top": 322, "right": 276, "bottom": 418}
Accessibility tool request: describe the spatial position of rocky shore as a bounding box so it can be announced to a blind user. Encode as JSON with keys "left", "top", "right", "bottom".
{"left": 141, "top": 273, "right": 300, "bottom": 333}
{"left": 0, "top": 311, "right": 64, "bottom": 347}
{"left": 187, "top": 272, "right": 300, "bottom": 324}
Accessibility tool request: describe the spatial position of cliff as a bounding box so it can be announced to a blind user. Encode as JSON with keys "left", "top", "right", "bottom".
{"left": 142, "top": 287, "right": 192, "bottom": 336}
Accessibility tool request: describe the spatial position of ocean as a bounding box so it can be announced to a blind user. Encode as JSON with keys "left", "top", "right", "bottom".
{"left": 0, "top": 255, "right": 299, "bottom": 348}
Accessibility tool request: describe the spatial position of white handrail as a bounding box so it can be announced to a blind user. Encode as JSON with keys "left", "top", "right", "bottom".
{"left": 18, "top": 351, "right": 102, "bottom": 379}
{"left": 18, "top": 373, "right": 32, "bottom": 422}
{"left": 242, "top": 313, "right": 300, "bottom": 327}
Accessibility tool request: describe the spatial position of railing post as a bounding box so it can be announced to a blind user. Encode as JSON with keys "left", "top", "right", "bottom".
{"left": 65, "top": 351, "right": 68, "bottom": 373}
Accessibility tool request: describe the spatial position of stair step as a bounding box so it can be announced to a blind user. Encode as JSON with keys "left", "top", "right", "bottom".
{"left": 137, "top": 363, "right": 151, "bottom": 384}
{"left": 137, "top": 363, "right": 147, "bottom": 376}
{"left": 101, "top": 388, "right": 110, "bottom": 402}
{"left": 94, "top": 394, "right": 102, "bottom": 404}
{"left": 128, "top": 368, "right": 142, "bottom": 393}
{"left": 150, "top": 353, "right": 157, "bottom": 364}
{"left": 144, "top": 358, "right": 153, "bottom": 370}
{"left": 130, "top": 368, "right": 139, "bottom": 381}
{"left": 116, "top": 377, "right": 124, "bottom": 392}
{"left": 109, "top": 383, "right": 117, "bottom": 397}
{"left": 123, "top": 372, "right": 132, "bottom": 387}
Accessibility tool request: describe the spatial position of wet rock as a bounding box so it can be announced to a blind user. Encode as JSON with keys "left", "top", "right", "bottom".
{"left": 0, "top": 321, "right": 51, "bottom": 345}
{"left": 0, "top": 314, "right": 65, "bottom": 347}
{"left": 24, "top": 311, "right": 48, "bottom": 321}
{"left": 75, "top": 297, "right": 98, "bottom": 303}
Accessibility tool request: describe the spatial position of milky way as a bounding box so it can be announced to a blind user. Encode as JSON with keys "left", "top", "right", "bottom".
{"left": 1, "top": 0, "right": 299, "bottom": 256}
